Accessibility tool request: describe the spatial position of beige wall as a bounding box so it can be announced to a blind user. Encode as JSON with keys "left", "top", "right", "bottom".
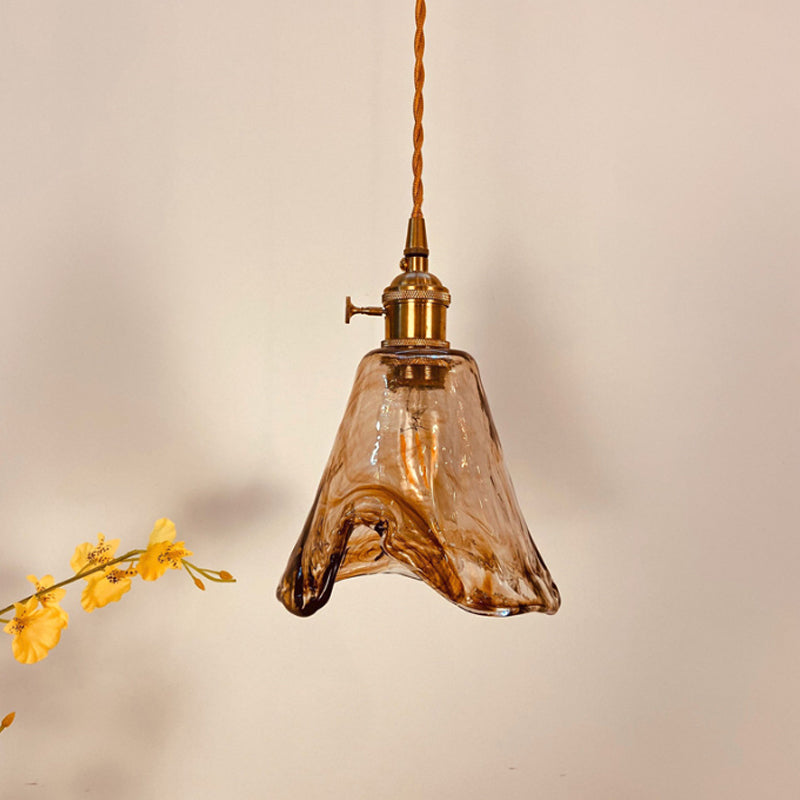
{"left": 2, "top": 2, "right": 798, "bottom": 797}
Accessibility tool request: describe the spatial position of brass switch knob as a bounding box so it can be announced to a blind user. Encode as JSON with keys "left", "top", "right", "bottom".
{"left": 345, "top": 296, "right": 383, "bottom": 324}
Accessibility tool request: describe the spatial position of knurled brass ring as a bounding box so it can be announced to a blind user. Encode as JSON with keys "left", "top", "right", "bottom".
{"left": 382, "top": 338, "right": 450, "bottom": 349}
{"left": 382, "top": 289, "right": 451, "bottom": 304}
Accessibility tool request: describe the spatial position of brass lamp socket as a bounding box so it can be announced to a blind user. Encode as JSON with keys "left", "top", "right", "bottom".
{"left": 345, "top": 216, "right": 451, "bottom": 349}
{"left": 381, "top": 269, "right": 450, "bottom": 348}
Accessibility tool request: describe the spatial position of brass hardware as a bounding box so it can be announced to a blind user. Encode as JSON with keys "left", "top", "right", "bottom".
{"left": 382, "top": 338, "right": 449, "bottom": 349}
{"left": 344, "top": 217, "right": 450, "bottom": 348}
{"left": 382, "top": 217, "right": 450, "bottom": 346}
{"left": 403, "top": 216, "right": 429, "bottom": 259}
{"left": 345, "top": 296, "right": 383, "bottom": 324}
{"left": 382, "top": 288, "right": 451, "bottom": 304}
{"left": 381, "top": 268, "right": 449, "bottom": 347}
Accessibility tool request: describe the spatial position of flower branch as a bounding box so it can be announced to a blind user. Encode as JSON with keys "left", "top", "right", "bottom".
{"left": 3, "top": 519, "right": 235, "bottom": 665}
{"left": 0, "top": 550, "right": 143, "bottom": 619}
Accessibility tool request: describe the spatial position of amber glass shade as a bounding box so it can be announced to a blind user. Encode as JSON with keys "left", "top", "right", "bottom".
{"left": 277, "top": 348, "right": 561, "bottom": 617}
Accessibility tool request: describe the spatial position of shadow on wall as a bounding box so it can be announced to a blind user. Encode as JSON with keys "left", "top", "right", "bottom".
{"left": 1, "top": 612, "right": 186, "bottom": 797}
{"left": 3, "top": 235, "right": 180, "bottom": 491}
{"left": 2, "top": 225, "right": 281, "bottom": 524}
{"left": 474, "top": 253, "right": 609, "bottom": 516}
{"left": 0, "top": 232, "right": 278, "bottom": 796}
{"left": 181, "top": 481, "right": 278, "bottom": 533}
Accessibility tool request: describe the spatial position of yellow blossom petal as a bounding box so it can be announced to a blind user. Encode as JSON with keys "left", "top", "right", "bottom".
{"left": 26, "top": 575, "right": 69, "bottom": 627}
{"left": 137, "top": 541, "right": 192, "bottom": 581}
{"left": 137, "top": 520, "right": 190, "bottom": 581}
{"left": 26, "top": 574, "right": 65, "bottom": 604}
{"left": 148, "top": 518, "right": 177, "bottom": 547}
{"left": 4, "top": 598, "right": 68, "bottom": 664}
{"left": 70, "top": 534, "right": 120, "bottom": 574}
{"left": 80, "top": 566, "right": 137, "bottom": 612}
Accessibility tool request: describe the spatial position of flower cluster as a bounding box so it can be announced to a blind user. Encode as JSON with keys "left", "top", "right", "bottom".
{"left": 1, "top": 519, "right": 234, "bottom": 665}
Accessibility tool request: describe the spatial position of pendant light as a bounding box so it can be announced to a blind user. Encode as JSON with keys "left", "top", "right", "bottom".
{"left": 276, "top": 1, "right": 560, "bottom": 618}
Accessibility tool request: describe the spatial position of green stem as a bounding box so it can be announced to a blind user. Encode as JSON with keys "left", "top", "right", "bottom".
{"left": 182, "top": 561, "right": 235, "bottom": 583}
{"left": 0, "top": 549, "right": 144, "bottom": 618}
{"left": 181, "top": 560, "right": 201, "bottom": 583}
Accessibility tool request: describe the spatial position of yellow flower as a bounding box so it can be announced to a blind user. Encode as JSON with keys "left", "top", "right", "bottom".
{"left": 80, "top": 565, "right": 138, "bottom": 612}
{"left": 4, "top": 597, "right": 68, "bottom": 664}
{"left": 137, "top": 518, "right": 192, "bottom": 581}
{"left": 69, "top": 534, "right": 136, "bottom": 612}
{"left": 26, "top": 574, "right": 69, "bottom": 626}
{"left": 70, "top": 533, "right": 120, "bottom": 574}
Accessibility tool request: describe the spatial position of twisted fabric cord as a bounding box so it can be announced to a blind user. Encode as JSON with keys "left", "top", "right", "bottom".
{"left": 411, "top": 0, "right": 426, "bottom": 218}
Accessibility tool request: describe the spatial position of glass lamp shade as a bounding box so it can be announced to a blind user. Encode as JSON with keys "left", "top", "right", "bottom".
{"left": 277, "top": 347, "right": 561, "bottom": 617}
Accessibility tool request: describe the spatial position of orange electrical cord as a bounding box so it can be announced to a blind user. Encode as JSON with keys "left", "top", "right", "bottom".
{"left": 411, "top": 0, "right": 426, "bottom": 219}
